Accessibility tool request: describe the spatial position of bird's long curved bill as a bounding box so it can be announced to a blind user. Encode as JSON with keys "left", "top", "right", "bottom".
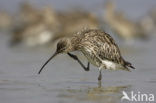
{"left": 38, "top": 52, "right": 58, "bottom": 74}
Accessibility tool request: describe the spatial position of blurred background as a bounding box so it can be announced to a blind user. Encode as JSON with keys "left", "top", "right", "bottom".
{"left": 0, "top": 0, "right": 156, "bottom": 103}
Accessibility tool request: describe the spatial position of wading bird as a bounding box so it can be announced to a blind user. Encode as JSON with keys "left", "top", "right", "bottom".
{"left": 38, "top": 29, "right": 135, "bottom": 81}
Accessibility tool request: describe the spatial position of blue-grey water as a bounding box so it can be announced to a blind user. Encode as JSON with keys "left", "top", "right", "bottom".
{"left": 0, "top": 0, "right": 156, "bottom": 103}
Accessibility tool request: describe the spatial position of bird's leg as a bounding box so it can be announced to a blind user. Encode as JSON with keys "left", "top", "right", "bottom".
{"left": 67, "top": 53, "right": 90, "bottom": 71}
{"left": 98, "top": 70, "right": 102, "bottom": 81}
{"left": 98, "top": 66, "right": 102, "bottom": 81}
{"left": 98, "top": 80, "right": 102, "bottom": 88}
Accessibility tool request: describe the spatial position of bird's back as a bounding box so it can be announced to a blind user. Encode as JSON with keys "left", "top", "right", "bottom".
{"left": 74, "top": 29, "right": 134, "bottom": 70}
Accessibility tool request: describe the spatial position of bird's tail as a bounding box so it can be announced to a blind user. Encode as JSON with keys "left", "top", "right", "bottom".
{"left": 124, "top": 61, "right": 135, "bottom": 69}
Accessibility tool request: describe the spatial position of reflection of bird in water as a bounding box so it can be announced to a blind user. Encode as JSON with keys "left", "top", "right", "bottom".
{"left": 38, "top": 29, "right": 135, "bottom": 82}
{"left": 87, "top": 85, "right": 129, "bottom": 103}
{"left": 57, "top": 85, "right": 129, "bottom": 103}
{"left": 103, "top": 1, "right": 147, "bottom": 40}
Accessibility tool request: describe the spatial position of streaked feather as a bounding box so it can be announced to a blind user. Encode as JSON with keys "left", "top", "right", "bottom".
{"left": 73, "top": 29, "right": 134, "bottom": 70}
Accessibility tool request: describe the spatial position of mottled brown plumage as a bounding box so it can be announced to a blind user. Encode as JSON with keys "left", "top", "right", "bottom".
{"left": 38, "top": 29, "right": 135, "bottom": 81}
{"left": 72, "top": 29, "right": 134, "bottom": 70}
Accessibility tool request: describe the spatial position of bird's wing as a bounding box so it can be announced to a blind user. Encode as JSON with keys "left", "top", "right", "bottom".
{"left": 77, "top": 29, "right": 133, "bottom": 69}
{"left": 91, "top": 32, "right": 125, "bottom": 65}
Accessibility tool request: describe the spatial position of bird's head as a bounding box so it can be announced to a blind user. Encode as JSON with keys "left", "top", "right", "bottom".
{"left": 56, "top": 38, "right": 71, "bottom": 53}
{"left": 38, "top": 38, "right": 72, "bottom": 74}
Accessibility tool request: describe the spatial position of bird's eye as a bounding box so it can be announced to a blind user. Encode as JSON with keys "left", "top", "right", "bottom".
{"left": 57, "top": 42, "right": 66, "bottom": 53}
{"left": 58, "top": 43, "right": 65, "bottom": 49}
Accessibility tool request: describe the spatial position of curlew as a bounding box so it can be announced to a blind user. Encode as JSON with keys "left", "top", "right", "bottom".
{"left": 38, "top": 29, "right": 135, "bottom": 81}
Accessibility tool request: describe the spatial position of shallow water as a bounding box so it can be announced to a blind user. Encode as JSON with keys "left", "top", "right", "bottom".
{"left": 0, "top": 0, "right": 156, "bottom": 103}
{"left": 1, "top": 32, "right": 156, "bottom": 103}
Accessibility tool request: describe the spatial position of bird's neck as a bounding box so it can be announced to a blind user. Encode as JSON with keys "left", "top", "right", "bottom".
{"left": 69, "top": 36, "right": 80, "bottom": 52}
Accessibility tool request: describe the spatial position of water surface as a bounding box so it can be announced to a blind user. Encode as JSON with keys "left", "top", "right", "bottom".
{"left": 0, "top": 0, "right": 156, "bottom": 103}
